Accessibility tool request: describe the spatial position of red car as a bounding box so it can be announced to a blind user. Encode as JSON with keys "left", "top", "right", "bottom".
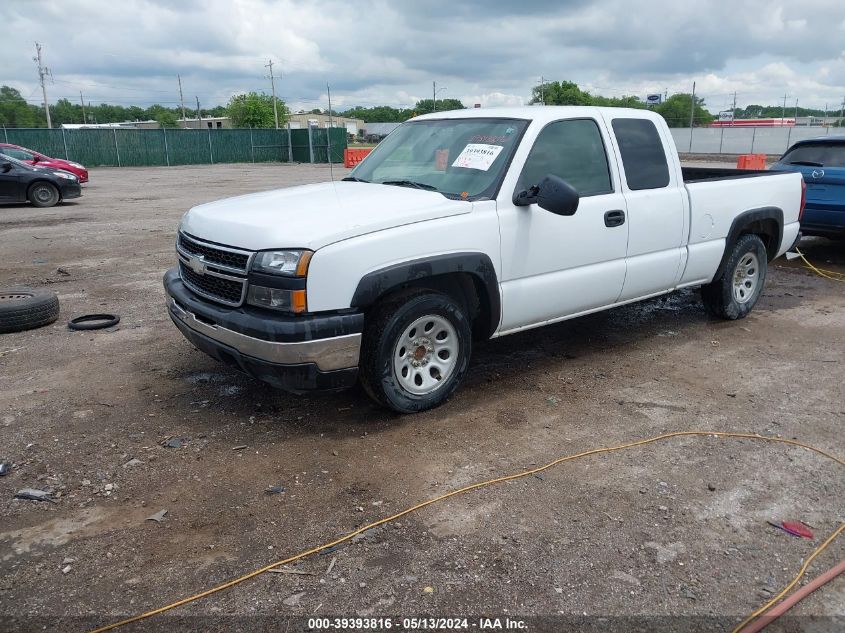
{"left": 0, "top": 143, "right": 88, "bottom": 183}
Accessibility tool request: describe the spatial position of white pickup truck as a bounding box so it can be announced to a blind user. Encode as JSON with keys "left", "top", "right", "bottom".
{"left": 164, "top": 106, "right": 805, "bottom": 412}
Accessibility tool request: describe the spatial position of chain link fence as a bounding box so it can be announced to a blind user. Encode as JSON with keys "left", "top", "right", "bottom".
{"left": 1, "top": 127, "right": 346, "bottom": 167}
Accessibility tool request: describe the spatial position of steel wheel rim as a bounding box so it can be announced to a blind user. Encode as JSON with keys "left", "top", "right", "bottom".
{"left": 732, "top": 252, "right": 759, "bottom": 304}
{"left": 0, "top": 293, "right": 33, "bottom": 302}
{"left": 393, "top": 314, "right": 459, "bottom": 396}
{"left": 34, "top": 186, "right": 53, "bottom": 203}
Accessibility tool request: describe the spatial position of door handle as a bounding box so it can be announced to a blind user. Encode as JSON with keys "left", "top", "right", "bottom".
{"left": 604, "top": 210, "right": 625, "bottom": 227}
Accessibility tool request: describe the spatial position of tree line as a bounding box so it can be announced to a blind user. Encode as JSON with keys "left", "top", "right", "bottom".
{"left": 2, "top": 81, "right": 841, "bottom": 129}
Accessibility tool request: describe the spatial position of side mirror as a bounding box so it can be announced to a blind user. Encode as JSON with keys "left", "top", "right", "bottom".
{"left": 1, "top": 162, "right": 12, "bottom": 173}
{"left": 513, "top": 174, "right": 579, "bottom": 216}
{"left": 536, "top": 175, "right": 579, "bottom": 216}
{"left": 31, "top": 155, "right": 40, "bottom": 163}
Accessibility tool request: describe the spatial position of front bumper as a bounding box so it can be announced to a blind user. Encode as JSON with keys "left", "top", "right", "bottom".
{"left": 60, "top": 182, "right": 82, "bottom": 200}
{"left": 164, "top": 268, "right": 362, "bottom": 393}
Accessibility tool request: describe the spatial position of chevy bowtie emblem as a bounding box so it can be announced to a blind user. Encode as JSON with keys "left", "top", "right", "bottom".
{"left": 188, "top": 254, "right": 206, "bottom": 275}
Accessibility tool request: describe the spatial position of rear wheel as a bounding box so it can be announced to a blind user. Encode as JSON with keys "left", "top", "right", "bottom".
{"left": 360, "top": 290, "right": 472, "bottom": 413}
{"left": 701, "top": 234, "right": 768, "bottom": 320}
{"left": 28, "top": 182, "right": 60, "bottom": 208}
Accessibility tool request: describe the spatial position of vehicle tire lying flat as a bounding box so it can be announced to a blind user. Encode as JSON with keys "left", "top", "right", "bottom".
{"left": 0, "top": 287, "right": 60, "bottom": 334}
{"left": 359, "top": 290, "right": 472, "bottom": 413}
{"left": 701, "top": 234, "right": 768, "bottom": 320}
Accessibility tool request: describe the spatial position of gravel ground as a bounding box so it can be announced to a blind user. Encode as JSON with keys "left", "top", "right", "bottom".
{"left": 0, "top": 163, "right": 843, "bottom": 633}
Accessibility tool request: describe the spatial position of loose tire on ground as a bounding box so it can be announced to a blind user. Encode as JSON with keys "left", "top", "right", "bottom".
{"left": 701, "top": 233, "right": 768, "bottom": 320}
{"left": 28, "top": 182, "right": 60, "bottom": 208}
{"left": 359, "top": 289, "right": 472, "bottom": 413}
{"left": 0, "top": 287, "right": 60, "bottom": 334}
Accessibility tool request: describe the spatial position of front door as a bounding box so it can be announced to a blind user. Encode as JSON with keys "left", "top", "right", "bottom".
{"left": 0, "top": 164, "right": 22, "bottom": 202}
{"left": 496, "top": 117, "right": 628, "bottom": 334}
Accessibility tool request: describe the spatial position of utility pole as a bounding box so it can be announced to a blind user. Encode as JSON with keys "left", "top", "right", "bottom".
{"left": 539, "top": 76, "right": 546, "bottom": 105}
{"left": 688, "top": 81, "right": 696, "bottom": 152}
{"left": 34, "top": 42, "right": 52, "bottom": 128}
{"left": 731, "top": 91, "right": 737, "bottom": 126}
{"left": 79, "top": 91, "right": 86, "bottom": 124}
{"left": 839, "top": 96, "right": 844, "bottom": 123}
{"left": 433, "top": 81, "right": 437, "bottom": 112}
{"left": 177, "top": 75, "right": 187, "bottom": 125}
{"left": 327, "top": 83, "right": 334, "bottom": 181}
{"left": 195, "top": 96, "right": 202, "bottom": 128}
{"left": 265, "top": 59, "right": 280, "bottom": 129}
{"left": 794, "top": 98, "right": 798, "bottom": 122}
{"left": 782, "top": 93, "right": 788, "bottom": 122}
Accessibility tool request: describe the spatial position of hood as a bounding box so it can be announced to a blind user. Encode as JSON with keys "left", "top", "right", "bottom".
{"left": 179, "top": 181, "right": 472, "bottom": 251}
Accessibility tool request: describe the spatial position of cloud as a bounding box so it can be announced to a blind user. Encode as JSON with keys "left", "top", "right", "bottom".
{"left": 2, "top": 0, "right": 844, "bottom": 115}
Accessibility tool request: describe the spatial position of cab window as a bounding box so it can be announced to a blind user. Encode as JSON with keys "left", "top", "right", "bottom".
{"left": 516, "top": 119, "right": 612, "bottom": 197}
{"left": 611, "top": 118, "right": 670, "bottom": 190}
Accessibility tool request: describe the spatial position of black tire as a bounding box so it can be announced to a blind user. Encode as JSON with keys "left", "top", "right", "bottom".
{"left": 701, "top": 234, "right": 768, "bottom": 320}
{"left": 28, "top": 182, "right": 60, "bottom": 208}
{"left": 0, "top": 287, "right": 60, "bottom": 334}
{"left": 359, "top": 290, "right": 472, "bottom": 413}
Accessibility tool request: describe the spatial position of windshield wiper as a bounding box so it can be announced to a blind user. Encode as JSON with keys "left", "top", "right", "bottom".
{"left": 381, "top": 180, "right": 438, "bottom": 191}
{"left": 341, "top": 176, "right": 370, "bottom": 183}
{"left": 788, "top": 160, "right": 824, "bottom": 167}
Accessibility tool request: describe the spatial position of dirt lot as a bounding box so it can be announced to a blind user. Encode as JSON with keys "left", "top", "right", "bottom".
{"left": 1, "top": 164, "right": 843, "bottom": 632}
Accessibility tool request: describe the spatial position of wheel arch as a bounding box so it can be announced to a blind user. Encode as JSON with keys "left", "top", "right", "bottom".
{"left": 350, "top": 253, "right": 501, "bottom": 339}
{"left": 713, "top": 206, "right": 783, "bottom": 280}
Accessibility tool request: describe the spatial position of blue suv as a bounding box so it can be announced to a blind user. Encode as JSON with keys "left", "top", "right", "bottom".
{"left": 771, "top": 136, "right": 845, "bottom": 238}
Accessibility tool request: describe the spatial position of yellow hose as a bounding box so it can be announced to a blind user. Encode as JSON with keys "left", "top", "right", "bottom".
{"left": 794, "top": 247, "right": 845, "bottom": 282}
{"left": 88, "top": 431, "right": 843, "bottom": 632}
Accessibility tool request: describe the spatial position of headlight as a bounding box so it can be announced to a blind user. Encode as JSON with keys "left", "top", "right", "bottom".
{"left": 55, "top": 172, "right": 76, "bottom": 180}
{"left": 251, "top": 249, "right": 312, "bottom": 277}
{"left": 69, "top": 162, "right": 84, "bottom": 169}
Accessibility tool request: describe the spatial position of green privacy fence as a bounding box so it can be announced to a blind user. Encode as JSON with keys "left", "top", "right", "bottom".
{"left": 0, "top": 127, "right": 346, "bottom": 167}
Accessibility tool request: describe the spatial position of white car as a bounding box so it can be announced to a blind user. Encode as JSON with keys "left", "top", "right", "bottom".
{"left": 164, "top": 106, "right": 804, "bottom": 413}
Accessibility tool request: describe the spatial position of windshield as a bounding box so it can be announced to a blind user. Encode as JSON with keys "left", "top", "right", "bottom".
{"left": 350, "top": 118, "right": 529, "bottom": 200}
{"left": 780, "top": 142, "right": 845, "bottom": 167}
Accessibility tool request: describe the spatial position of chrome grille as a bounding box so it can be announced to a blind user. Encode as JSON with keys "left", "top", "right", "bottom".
{"left": 177, "top": 232, "right": 250, "bottom": 273}
{"left": 179, "top": 261, "right": 246, "bottom": 306}
{"left": 176, "top": 233, "right": 252, "bottom": 307}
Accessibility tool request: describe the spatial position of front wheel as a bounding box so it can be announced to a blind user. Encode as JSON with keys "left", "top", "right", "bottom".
{"left": 28, "top": 182, "right": 60, "bottom": 208}
{"left": 360, "top": 290, "right": 472, "bottom": 413}
{"left": 701, "top": 233, "right": 768, "bottom": 320}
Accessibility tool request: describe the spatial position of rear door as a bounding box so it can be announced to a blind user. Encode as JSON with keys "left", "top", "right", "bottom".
{"left": 775, "top": 141, "right": 845, "bottom": 233}
{"left": 604, "top": 115, "right": 687, "bottom": 301}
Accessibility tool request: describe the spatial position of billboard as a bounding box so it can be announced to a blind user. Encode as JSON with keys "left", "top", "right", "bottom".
{"left": 718, "top": 110, "right": 735, "bottom": 122}
{"left": 645, "top": 94, "right": 662, "bottom": 105}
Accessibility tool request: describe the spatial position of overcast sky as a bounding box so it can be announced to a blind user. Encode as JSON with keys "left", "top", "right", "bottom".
{"left": 3, "top": 0, "right": 845, "bottom": 115}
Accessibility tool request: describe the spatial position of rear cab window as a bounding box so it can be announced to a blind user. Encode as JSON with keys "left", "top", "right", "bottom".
{"left": 611, "top": 118, "right": 671, "bottom": 190}
{"left": 780, "top": 142, "right": 845, "bottom": 168}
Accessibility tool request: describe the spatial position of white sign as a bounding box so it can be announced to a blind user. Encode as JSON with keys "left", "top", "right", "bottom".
{"left": 646, "top": 94, "right": 662, "bottom": 104}
{"left": 719, "top": 111, "right": 734, "bottom": 121}
{"left": 451, "top": 144, "right": 504, "bottom": 171}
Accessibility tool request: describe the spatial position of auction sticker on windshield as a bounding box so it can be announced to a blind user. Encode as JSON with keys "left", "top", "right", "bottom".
{"left": 452, "top": 144, "right": 504, "bottom": 171}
